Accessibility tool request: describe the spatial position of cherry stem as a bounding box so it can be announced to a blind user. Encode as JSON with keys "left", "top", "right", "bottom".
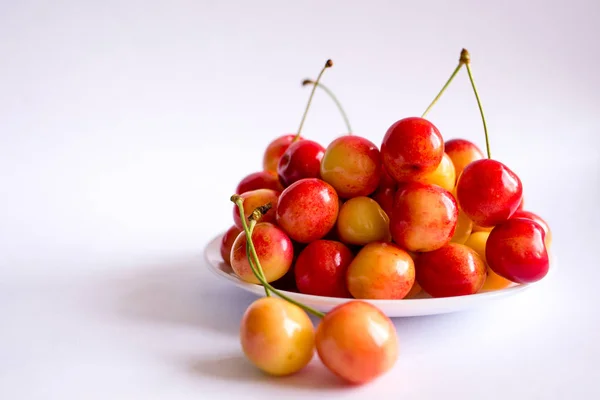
{"left": 302, "top": 79, "right": 352, "bottom": 133}
{"left": 463, "top": 53, "right": 491, "bottom": 159}
{"left": 294, "top": 59, "right": 333, "bottom": 142}
{"left": 421, "top": 49, "right": 470, "bottom": 119}
{"left": 230, "top": 195, "right": 326, "bottom": 319}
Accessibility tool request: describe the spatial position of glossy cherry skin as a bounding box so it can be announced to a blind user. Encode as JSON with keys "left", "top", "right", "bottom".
{"left": 414, "top": 152, "right": 456, "bottom": 191}
{"left": 337, "top": 196, "right": 391, "bottom": 246}
{"left": 232, "top": 189, "right": 279, "bottom": 230}
{"left": 464, "top": 231, "right": 512, "bottom": 291}
{"left": 444, "top": 138, "right": 485, "bottom": 180}
{"left": 486, "top": 218, "right": 549, "bottom": 284}
{"left": 320, "top": 135, "right": 382, "bottom": 198}
{"left": 416, "top": 243, "right": 487, "bottom": 297}
{"left": 263, "top": 134, "right": 299, "bottom": 173}
{"left": 276, "top": 178, "right": 339, "bottom": 243}
{"left": 511, "top": 210, "right": 552, "bottom": 247}
{"left": 315, "top": 301, "right": 399, "bottom": 384}
{"left": 381, "top": 117, "right": 444, "bottom": 182}
{"left": 390, "top": 182, "right": 458, "bottom": 252}
{"left": 240, "top": 297, "right": 314, "bottom": 376}
{"left": 294, "top": 240, "right": 353, "bottom": 298}
{"left": 278, "top": 140, "right": 325, "bottom": 187}
{"left": 236, "top": 171, "right": 283, "bottom": 194}
{"left": 220, "top": 225, "right": 242, "bottom": 266}
{"left": 456, "top": 159, "right": 523, "bottom": 227}
{"left": 230, "top": 222, "right": 294, "bottom": 283}
{"left": 346, "top": 242, "right": 415, "bottom": 299}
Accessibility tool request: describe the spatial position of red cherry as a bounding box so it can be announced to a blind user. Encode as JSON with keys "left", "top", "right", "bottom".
{"left": 276, "top": 178, "right": 339, "bottom": 243}
{"left": 236, "top": 171, "right": 283, "bottom": 194}
{"left": 232, "top": 189, "right": 279, "bottom": 230}
{"left": 511, "top": 210, "right": 551, "bottom": 244}
{"left": 456, "top": 159, "right": 523, "bottom": 227}
{"left": 371, "top": 186, "right": 395, "bottom": 219}
{"left": 381, "top": 117, "right": 444, "bottom": 182}
{"left": 294, "top": 240, "right": 353, "bottom": 298}
{"left": 263, "top": 134, "right": 299, "bottom": 173}
{"left": 277, "top": 140, "right": 325, "bottom": 187}
{"left": 220, "top": 225, "right": 242, "bottom": 266}
{"left": 486, "top": 218, "right": 549, "bottom": 284}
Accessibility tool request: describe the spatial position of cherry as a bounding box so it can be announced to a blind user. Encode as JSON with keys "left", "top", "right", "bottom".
{"left": 263, "top": 134, "right": 300, "bottom": 173}
{"left": 240, "top": 297, "right": 315, "bottom": 376}
{"left": 486, "top": 218, "right": 549, "bottom": 284}
{"left": 381, "top": 117, "right": 444, "bottom": 182}
{"left": 511, "top": 210, "right": 552, "bottom": 247}
{"left": 277, "top": 139, "right": 326, "bottom": 187}
{"left": 336, "top": 196, "right": 391, "bottom": 246}
{"left": 346, "top": 242, "right": 415, "bottom": 299}
{"left": 456, "top": 159, "right": 523, "bottom": 227}
{"left": 232, "top": 189, "right": 279, "bottom": 230}
{"left": 315, "top": 301, "right": 398, "bottom": 384}
{"left": 464, "top": 231, "right": 512, "bottom": 291}
{"left": 390, "top": 182, "right": 458, "bottom": 252}
{"left": 370, "top": 167, "right": 397, "bottom": 218}
{"left": 220, "top": 225, "right": 242, "bottom": 266}
{"left": 450, "top": 208, "right": 474, "bottom": 244}
{"left": 444, "top": 139, "right": 485, "bottom": 180}
{"left": 320, "top": 135, "right": 382, "bottom": 198}
{"left": 230, "top": 222, "right": 294, "bottom": 284}
{"left": 416, "top": 243, "right": 487, "bottom": 297}
{"left": 276, "top": 178, "right": 339, "bottom": 243}
{"left": 294, "top": 240, "right": 353, "bottom": 298}
{"left": 236, "top": 171, "right": 283, "bottom": 194}
{"left": 414, "top": 152, "right": 456, "bottom": 191}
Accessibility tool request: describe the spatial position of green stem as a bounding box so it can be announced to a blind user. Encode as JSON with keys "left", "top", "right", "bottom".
{"left": 231, "top": 195, "right": 325, "bottom": 318}
{"left": 294, "top": 59, "right": 333, "bottom": 142}
{"left": 464, "top": 61, "right": 491, "bottom": 159}
{"left": 246, "top": 219, "right": 269, "bottom": 297}
{"left": 302, "top": 79, "right": 352, "bottom": 133}
{"left": 421, "top": 49, "right": 470, "bottom": 118}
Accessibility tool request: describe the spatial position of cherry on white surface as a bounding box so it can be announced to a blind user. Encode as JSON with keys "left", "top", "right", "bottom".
{"left": 1, "top": 0, "right": 599, "bottom": 399}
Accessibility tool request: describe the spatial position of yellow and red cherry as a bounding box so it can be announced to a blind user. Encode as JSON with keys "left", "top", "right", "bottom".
{"left": 263, "top": 134, "right": 301, "bottom": 173}
{"left": 220, "top": 225, "right": 242, "bottom": 266}
{"left": 240, "top": 297, "right": 315, "bottom": 376}
{"left": 511, "top": 210, "right": 552, "bottom": 247}
{"left": 464, "top": 231, "right": 512, "bottom": 291}
{"left": 230, "top": 222, "right": 293, "bottom": 283}
{"left": 315, "top": 300, "right": 398, "bottom": 384}
{"left": 415, "top": 243, "right": 487, "bottom": 297}
{"left": 236, "top": 171, "right": 283, "bottom": 194}
{"left": 486, "top": 218, "right": 549, "bottom": 284}
{"left": 320, "top": 135, "right": 382, "bottom": 198}
{"left": 294, "top": 240, "right": 353, "bottom": 298}
{"left": 276, "top": 178, "right": 339, "bottom": 243}
{"left": 415, "top": 152, "right": 456, "bottom": 191}
{"left": 381, "top": 117, "right": 444, "bottom": 182}
{"left": 336, "top": 196, "right": 391, "bottom": 246}
{"left": 444, "top": 138, "right": 485, "bottom": 179}
{"left": 346, "top": 242, "right": 415, "bottom": 299}
{"left": 277, "top": 139, "right": 326, "bottom": 187}
{"left": 232, "top": 189, "right": 279, "bottom": 230}
{"left": 456, "top": 159, "right": 523, "bottom": 227}
{"left": 390, "top": 182, "right": 458, "bottom": 252}
{"left": 450, "top": 208, "right": 473, "bottom": 244}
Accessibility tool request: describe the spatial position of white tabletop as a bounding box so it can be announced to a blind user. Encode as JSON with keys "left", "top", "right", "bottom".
{"left": 1, "top": 1, "right": 599, "bottom": 399}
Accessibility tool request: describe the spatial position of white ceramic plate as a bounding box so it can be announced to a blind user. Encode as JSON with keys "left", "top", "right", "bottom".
{"left": 203, "top": 233, "right": 553, "bottom": 317}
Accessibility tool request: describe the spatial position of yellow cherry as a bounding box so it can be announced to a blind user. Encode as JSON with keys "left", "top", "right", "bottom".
{"left": 415, "top": 153, "right": 456, "bottom": 191}
{"left": 464, "top": 231, "right": 512, "bottom": 291}
{"left": 337, "top": 196, "right": 391, "bottom": 245}
{"left": 450, "top": 209, "right": 473, "bottom": 244}
{"left": 240, "top": 297, "right": 315, "bottom": 376}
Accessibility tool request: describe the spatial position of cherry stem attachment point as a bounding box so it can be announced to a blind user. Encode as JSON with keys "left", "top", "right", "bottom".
{"left": 302, "top": 79, "right": 352, "bottom": 133}
{"left": 294, "top": 59, "right": 333, "bottom": 142}
{"left": 230, "top": 195, "right": 326, "bottom": 318}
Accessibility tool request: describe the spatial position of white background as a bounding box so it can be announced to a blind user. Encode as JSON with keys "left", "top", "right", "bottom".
{"left": 1, "top": 0, "right": 599, "bottom": 398}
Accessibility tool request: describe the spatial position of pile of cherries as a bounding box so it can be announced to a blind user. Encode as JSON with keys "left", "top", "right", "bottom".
{"left": 218, "top": 50, "right": 551, "bottom": 385}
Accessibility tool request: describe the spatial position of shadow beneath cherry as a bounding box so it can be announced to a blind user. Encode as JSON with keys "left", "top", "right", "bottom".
{"left": 186, "top": 354, "right": 350, "bottom": 391}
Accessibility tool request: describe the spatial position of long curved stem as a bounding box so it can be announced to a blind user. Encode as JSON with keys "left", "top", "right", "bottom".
{"left": 464, "top": 61, "right": 491, "bottom": 159}
{"left": 231, "top": 195, "right": 325, "bottom": 318}
{"left": 294, "top": 59, "right": 333, "bottom": 142}
{"left": 302, "top": 79, "right": 352, "bottom": 133}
